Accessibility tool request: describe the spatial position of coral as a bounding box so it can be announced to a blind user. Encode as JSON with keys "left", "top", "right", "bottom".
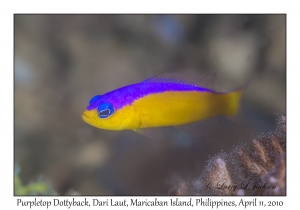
{"left": 14, "top": 166, "right": 57, "bottom": 195}
{"left": 14, "top": 166, "right": 81, "bottom": 195}
{"left": 169, "top": 112, "right": 286, "bottom": 196}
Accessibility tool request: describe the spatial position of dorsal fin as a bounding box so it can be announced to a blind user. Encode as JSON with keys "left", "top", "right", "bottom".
{"left": 141, "top": 72, "right": 217, "bottom": 89}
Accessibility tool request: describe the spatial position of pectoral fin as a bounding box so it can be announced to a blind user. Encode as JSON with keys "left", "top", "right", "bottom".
{"left": 135, "top": 127, "right": 165, "bottom": 140}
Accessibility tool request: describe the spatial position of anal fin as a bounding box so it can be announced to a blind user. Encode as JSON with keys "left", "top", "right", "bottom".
{"left": 176, "top": 116, "right": 221, "bottom": 137}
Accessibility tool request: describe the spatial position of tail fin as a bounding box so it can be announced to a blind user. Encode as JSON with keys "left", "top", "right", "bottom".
{"left": 225, "top": 80, "right": 251, "bottom": 123}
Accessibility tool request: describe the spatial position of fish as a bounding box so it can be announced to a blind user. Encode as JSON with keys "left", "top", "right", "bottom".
{"left": 82, "top": 72, "right": 249, "bottom": 139}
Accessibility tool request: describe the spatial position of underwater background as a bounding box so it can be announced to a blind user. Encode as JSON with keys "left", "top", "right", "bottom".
{"left": 14, "top": 14, "right": 286, "bottom": 195}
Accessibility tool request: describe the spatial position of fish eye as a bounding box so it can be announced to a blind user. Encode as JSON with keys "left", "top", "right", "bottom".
{"left": 97, "top": 103, "right": 114, "bottom": 118}
{"left": 89, "top": 95, "right": 101, "bottom": 104}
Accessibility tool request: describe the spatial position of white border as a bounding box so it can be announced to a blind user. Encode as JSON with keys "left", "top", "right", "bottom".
{"left": 1, "top": 0, "right": 298, "bottom": 209}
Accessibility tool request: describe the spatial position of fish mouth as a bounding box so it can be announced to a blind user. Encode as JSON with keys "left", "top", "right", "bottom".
{"left": 82, "top": 110, "right": 90, "bottom": 122}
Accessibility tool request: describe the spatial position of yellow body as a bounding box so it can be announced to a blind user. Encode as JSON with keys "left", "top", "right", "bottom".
{"left": 82, "top": 89, "right": 243, "bottom": 131}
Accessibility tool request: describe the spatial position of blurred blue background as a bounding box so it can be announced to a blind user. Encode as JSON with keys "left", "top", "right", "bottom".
{"left": 14, "top": 14, "right": 286, "bottom": 195}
